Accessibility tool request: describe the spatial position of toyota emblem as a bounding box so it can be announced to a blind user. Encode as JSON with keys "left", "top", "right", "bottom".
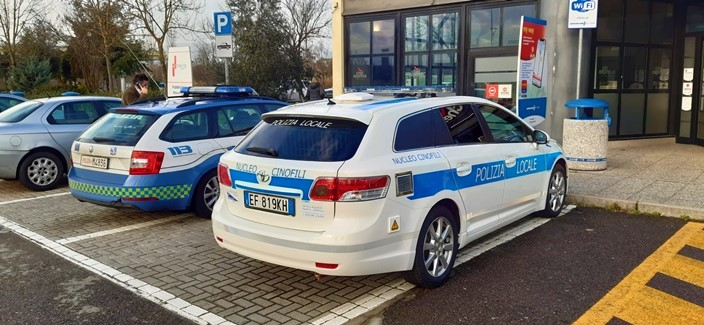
{"left": 256, "top": 170, "right": 271, "bottom": 184}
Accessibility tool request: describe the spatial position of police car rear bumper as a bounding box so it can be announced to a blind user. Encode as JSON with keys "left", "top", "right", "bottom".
{"left": 211, "top": 199, "right": 418, "bottom": 276}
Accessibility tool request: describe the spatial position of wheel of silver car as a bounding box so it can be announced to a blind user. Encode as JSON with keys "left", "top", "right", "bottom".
{"left": 18, "top": 152, "right": 65, "bottom": 191}
{"left": 538, "top": 164, "right": 567, "bottom": 218}
{"left": 404, "top": 206, "right": 458, "bottom": 288}
{"left": 194, "top": 169, "right": 219, "bottom": 218}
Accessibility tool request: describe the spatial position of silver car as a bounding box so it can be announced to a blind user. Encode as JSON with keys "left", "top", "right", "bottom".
{"left": 0, "top": 93, "right": 26, "bottom": 112}
{"left": 0, "top": 95, "right": 121, "bottom": 190}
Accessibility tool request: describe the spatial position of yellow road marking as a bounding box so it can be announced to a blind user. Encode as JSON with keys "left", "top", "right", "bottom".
{"left": 689, "top": 229, "right": 704, "bottom": 250}
{"left": 616, "top": 286, "right": 704, "bottom": 325}
{"left": 659, "top": 254, "right": 704, "bottom": 289}
{"left": 573, "top": 222, "right": 704, "bottom": 325}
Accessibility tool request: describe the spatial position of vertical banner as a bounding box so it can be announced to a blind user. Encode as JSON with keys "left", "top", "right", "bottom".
{"left": 167, "top": 47, "right": 193, "bottom": 97}
{"left": 517, "top": 16, "right": 548, "bottom": 126}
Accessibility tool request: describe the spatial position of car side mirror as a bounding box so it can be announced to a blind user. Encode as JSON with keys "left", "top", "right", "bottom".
{"left": 533, "top": 129, "right": 549, "bottom": 144}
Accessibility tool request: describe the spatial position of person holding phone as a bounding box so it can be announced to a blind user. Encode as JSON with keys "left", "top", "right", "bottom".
{"left": 121, "top": 73, "right": 149, "bottom": 106}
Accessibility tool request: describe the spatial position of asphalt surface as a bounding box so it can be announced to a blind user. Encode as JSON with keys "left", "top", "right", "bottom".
{"left": 0, "top": 226, "right": 193, "bottom": 325}
{"left": 376, "top": 207, "right": 689, "bottom": 324}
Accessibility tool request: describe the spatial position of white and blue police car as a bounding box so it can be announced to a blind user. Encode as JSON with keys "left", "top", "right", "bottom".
{"left": 68, "top": 86, "right": 287, "bottom": 218}
{"left": 212, "top": 88, "right": 568, "bottom": 288}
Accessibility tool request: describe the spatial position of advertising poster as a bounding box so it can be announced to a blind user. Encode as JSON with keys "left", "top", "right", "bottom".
{"left": 516, "top": 16, "right": 548, "bottom": 126}
{"left": 167, "top": 47, "right": 193, "bottom": 97}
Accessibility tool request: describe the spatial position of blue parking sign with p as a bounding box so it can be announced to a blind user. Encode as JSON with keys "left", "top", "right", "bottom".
{"left": 214, "top": 12, "right": 232, "bottom": 36}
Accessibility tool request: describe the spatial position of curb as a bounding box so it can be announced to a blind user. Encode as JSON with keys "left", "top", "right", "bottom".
{"left": 567, "top": 194, "right": 704, "bottom": 221}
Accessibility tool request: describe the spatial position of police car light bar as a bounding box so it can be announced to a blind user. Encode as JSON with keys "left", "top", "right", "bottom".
{"left": 343, "top": 85, "right": 455, "bottom": 97}
{"left": 179, "top": 86, "right": 257, "bottom": 96}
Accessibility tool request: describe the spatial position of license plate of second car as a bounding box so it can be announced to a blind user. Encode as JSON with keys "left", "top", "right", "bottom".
{"left": 244, "top": 191, "right": 294, "bottom": 216}
{"left": 80, "top": 155, "right": 108, "bottom": 169}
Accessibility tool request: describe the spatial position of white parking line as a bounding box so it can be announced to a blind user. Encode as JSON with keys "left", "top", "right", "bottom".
{"left": 0, "top": 216, "right": 235, "bottom": 325}
{"left": 0, "top": 192, "right": 71, "bottom": 206}
{"left": 57, "top": 215, "right": 191, "bottom": 245}
{"left": 310, "top": 205, "right": 577, "bottom": 325}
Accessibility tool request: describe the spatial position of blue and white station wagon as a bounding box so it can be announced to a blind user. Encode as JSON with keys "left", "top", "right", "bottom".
{"left": 213, "top": 89, "right": 568, "bottom": 288}
{"left": 68, "top": 86, "right": 287, "bottom": 217}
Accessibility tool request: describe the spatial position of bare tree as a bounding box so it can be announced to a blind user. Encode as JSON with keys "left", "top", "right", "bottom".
{"left": 122, "top": 0, "right": 203, "bottom": 80}
{"left": 280, "top": 0, "right": 331, "bottom": 99}
{"left": 65, "top": 0, "right": 128, "bottom": 92}
{"left": 0, "top": 0, "right": 42, "bottom": 77}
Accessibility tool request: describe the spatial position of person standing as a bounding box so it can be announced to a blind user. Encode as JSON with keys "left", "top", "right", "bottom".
{"left": 305, "top": 80, "right": 325, "bottom": 101}
{"left": 121, "top": 74, "right": 149, "bottom": 106}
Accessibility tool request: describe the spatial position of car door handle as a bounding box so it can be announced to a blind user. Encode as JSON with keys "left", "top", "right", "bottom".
{"left": 456, "top": 162, "right": 472, "bottom": 176}
{"left": 505, "top": 156, "right": 516, "bottom": 168}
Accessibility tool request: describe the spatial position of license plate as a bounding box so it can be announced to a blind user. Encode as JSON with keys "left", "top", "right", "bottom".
{"left": 80, "top": 155, "right": 108, "bottom": 169}
{"left": 244, "top": 191, "right": 295, "bottom": 216}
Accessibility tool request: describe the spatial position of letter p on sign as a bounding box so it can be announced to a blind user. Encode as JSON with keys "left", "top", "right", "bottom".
{"left": 214, "top": 12, "right": 232, "bottom": 36}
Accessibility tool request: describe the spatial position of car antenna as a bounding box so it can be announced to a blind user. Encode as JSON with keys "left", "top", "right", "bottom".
{"left": 327, "top": 98, "right": 336, "bottom": 105}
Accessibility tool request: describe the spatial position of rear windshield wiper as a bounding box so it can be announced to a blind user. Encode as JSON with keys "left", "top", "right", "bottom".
{"left": 246, "top": 146, "right": 278, "bottom": 157}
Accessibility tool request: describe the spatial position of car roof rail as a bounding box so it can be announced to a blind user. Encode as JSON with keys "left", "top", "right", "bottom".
{"left": 343, "top": 86, "right": 455, "bottom": 98}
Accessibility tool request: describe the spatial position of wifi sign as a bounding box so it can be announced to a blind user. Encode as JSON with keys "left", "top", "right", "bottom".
{"left": 571, "top": 0, "right": 596, "bottom": 12}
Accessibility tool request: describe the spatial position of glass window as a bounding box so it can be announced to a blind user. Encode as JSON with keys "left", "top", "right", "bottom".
{"left": 646, "top": 93, "right": 668, "bottom": 134}
{"left": 404, "top": 54, "right": 428, "bottom": 86}
{"left": 439, "top": 105, "right": 486, "bottom": 144}
{"left": 622, "top": 47, "right": 647, "bottom": 90}
{"left": 349, "top": 22, "right": 370, "bottom": 55}
{"left": 372, "top": 20, "right": 394, "bottom": 54}
{"left": 161, "top": 111, "right": 210, "bottom": 142}
{"left": 470, "top": 8, "right": 500, "bottom": 47}
{"left": 78, "top": 113, "right": 158, "bottom": 146}
{"left": 405, "top": 16, "right": 428, "bottom": 52}
{"left": 432, "top": 13, "right": 458, "bottom": 50}
{"left": 218, "top": 105, "right": 268, "bottom": 137}
{"left": 685, "top": 5, "right": 704, "bottom": 33}
{"left": 597, "top": 0, "right": 623, "bottom": 42}
{"left": 349, "top": 57, "right": 371, "bottom": 86}
{"left": 0, "top": 98, "right": 24, "bottom": 111}
{"left": 620, "top": 94, "right": 645, "bottom": 135}
{"left": 395, "top": 109, "right": 452, "bottom": 151}
{"left": 48, "top": 101, "right": 100, "bottom": 125}
{"left": 595, "top": 46, "right": 620, "bottom": 90}
{"left": 503, "top": 5, "right": 534, "bottom": 46}
{"left": 372, "top": 56, "right": 395, "bottom": 86}
{"left": 593, "top": 93, "right": 619, "bottom": 136}
{"left": 432, "top": 53, "right": 456, "bottom": 87}
{"left": 624, "top": 0, "right": 649, "bottom": 43}
{"left": 236, "top": 117, "right": 368, "bottom": 162}
{"left": 478, "top": 105, "right": 532, "bottom": 143}
{"left": 648, "top": 48, "right": 671, "bottom": 90}
{"left": 650, "top": 2, "right": 673, "bottom": 44}
{"left": 0, "top": 101, "right": 43, "bottom": 123}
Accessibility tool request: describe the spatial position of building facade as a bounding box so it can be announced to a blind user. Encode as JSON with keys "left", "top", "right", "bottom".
{"left": 331, "top": 0, "right": 704, "bottom": 146}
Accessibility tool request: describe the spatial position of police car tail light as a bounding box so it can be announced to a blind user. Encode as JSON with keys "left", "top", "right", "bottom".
{"left": 310, "top": 176, "right": 389, "bottom": 202}
{"left": 129, "top": 151, "right": 164, "bottom": 175}
{"left": 218, "top": 163, "right": 232, "bottom": 187}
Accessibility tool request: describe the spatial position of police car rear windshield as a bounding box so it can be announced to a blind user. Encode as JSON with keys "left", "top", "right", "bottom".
{"left": 235, "top": 117, "right": 368, "bottom": 161}
{"left": 78, "top": 113, "right": 158, "bottom": 146}
{"left": 0, "top": 101, "right": 43, "bottom": 123}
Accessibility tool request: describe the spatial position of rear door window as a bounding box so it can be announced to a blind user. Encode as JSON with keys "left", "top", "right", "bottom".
{"left": 48, "top": 101, "right": 102, "bottom": 125}
{"left": 235, "top": 116, "right": 368, "bottom": 161}
{"left": 78, "top": 113, "right": 158, "bottom": 146}
{"left": 394, "top": 109, "right": 453, "bottom": 151}
{"left": 161, "top": 111, "right": 211, "bottom": 142}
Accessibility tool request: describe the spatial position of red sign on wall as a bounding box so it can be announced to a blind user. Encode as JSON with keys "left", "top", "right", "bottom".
{"left": 485, "top": 84, "right": 499, "bottom": 99}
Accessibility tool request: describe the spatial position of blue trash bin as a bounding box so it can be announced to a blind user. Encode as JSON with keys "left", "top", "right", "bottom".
{"left": 563, "top": 98, "right": 609, "bottom": 171}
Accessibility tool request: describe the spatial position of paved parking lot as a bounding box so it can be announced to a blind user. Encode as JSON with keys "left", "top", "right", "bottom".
{"left": 0, "top": 180, "right": 561, "bottom": 325}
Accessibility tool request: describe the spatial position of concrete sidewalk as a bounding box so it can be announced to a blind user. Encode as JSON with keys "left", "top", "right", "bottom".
{"left": 566, "top": 138, "right": 704, "bottom": 221}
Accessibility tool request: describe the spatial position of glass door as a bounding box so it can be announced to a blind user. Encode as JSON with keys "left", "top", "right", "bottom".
{"left": 469, "top": 55, "right": 518, "bottom": 112}
{"left": 678, "top": 36, "right": 704, "bottom": 144}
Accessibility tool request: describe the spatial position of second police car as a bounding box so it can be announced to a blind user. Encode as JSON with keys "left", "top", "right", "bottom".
{"left": 213, "top": 89, "right": 568, "bottom": 288}
{"left": 68, "top": 86, "right": 287, "bottom": 217}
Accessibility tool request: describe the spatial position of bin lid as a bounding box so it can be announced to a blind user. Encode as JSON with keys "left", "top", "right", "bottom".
{"left": 565, "top": 98, "right": 608, "bottom": 109}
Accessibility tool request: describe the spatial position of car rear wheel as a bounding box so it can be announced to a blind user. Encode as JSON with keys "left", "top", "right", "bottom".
{"left": 537, "top": 164, "right": 567, "bottom": 218}
{"left": 193, "top": 170, "right": 219, "bottom": 218}
{"left": 18, "top": 152, "right": 64, "bottom": 191}
{"left": 404, "top": 206, "right": 458, "bottom": 288}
